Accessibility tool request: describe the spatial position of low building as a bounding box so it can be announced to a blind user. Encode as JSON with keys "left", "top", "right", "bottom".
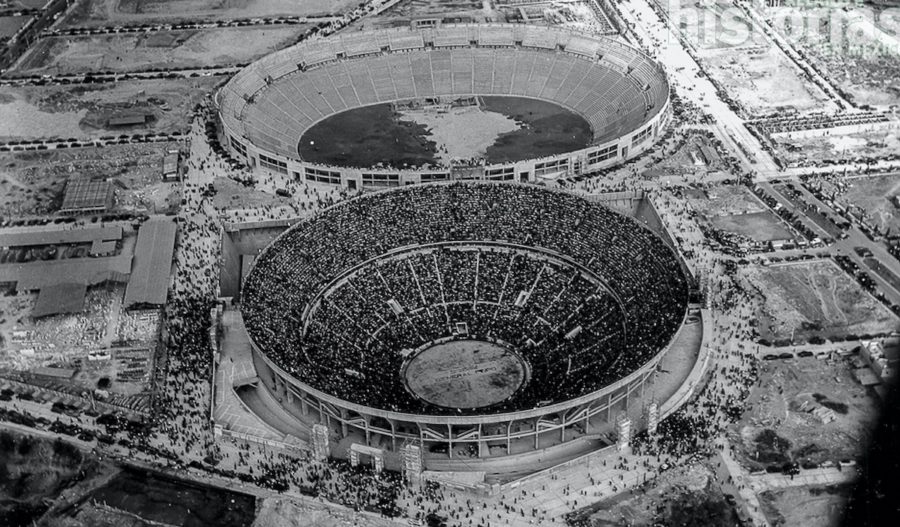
{"left": 162, "top": 151, "right": 180, "bottom": 181}
{"left": 59, "top": 179, "right": 113, "bottom": 215}
{"left": 860, "top": 340, "right": 897, "bottom": 382}
{"left": 107, "top": 113, "right": 149, "bottom": 127}
{"left": 31, "top": 282, "right": 87, "bottom": 318}
{"left": 33, "top": 366, "right": 76, "bottom": 379}
{"left": 124, "top": 217, "right": 177, "bottom": 309}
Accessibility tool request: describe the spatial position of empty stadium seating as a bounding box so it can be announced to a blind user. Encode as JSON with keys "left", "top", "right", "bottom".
{"left": 219, "top": 25, "right": 669, "bottom": 164}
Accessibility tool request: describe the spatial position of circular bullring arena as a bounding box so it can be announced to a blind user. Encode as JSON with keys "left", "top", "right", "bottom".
{"left": 240, "top": 182, "right": 692, "bottom": 470}
{"left": 218, "top": 24, "right": 670, "bottom": 187}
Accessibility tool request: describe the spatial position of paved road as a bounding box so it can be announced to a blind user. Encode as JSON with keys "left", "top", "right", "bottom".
{"left": 739, "top": 4, "right": 855, "bottom": 110}
{"left": 0, "top": 66, "right": 240, "bottom": 86}
{"left": 621, "top": 0, "right": 781, "bottom": 174}
{"left": 749, "top": 466, "right": 858, "bottom": 490}
{"left": 43, "top": 16, "right": 342, "bottom": 37}
{"left": 717, "top": 442, "right": 771, "bottom": 527}
{"left": 0, "top": 131, "right": 187, "bottom": 150}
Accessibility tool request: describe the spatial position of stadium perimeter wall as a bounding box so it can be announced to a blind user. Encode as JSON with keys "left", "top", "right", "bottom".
{"left": 247, "top": 307, "right": 679, "bottom": 461}
{"left": 214, "top": 185, "right": 698, "bottom": 474}
{"left": 218, "top": 24, "right": 671, "bottom": 187}
{"left": 224, "top": 103, "right": 669, "bottom": 187}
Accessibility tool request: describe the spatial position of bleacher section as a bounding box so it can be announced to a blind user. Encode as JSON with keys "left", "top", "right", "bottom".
{"left": 219, "top": 24, "right": 668, "bottom": 163}
{"left": 241, "top": 183, "right": 688, "bottom": 416}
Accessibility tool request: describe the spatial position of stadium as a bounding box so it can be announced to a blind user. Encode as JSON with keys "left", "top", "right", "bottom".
{"left": 238, "top": 182, "right": 694, "bottom": 473}
{"left": 217, "top": 24, "right": 670, "bottom": 187}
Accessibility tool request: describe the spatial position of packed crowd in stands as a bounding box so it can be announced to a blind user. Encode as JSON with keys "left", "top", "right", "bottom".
{"left": 242, "top": 182, "right": 689, "bottom": 415}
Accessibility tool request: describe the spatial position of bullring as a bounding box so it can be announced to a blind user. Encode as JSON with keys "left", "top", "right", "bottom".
{"left": 240, "top": 182, "right": 690, "bottom": 465}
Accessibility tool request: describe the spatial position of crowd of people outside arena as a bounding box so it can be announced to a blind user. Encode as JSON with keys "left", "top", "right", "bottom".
{"left": 0, "top": 110, "right": 778, "bottom": 527}
{"left": 149, "top": 83, "right": 775, "bottom": 525}
{"left": 0, "top": 88, "right": 782, "bottom": 527}
{"left": 241, "top": 183, "right": 689, "bottom": 414}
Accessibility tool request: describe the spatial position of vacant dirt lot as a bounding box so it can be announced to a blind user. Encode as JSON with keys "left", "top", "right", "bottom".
{"left": 746, "top": 260, "right": 900, "bottom": 343}
{"left": 731, "top": 356, "right": 878, "bottom": 471}
{"left": 775, "top": 130, "right": 900, "bottom": 168}
{"left": 687, "top": 184, "right": 767, "bottom": 217}
{"left": 826, "top": 173, "right": 900, "bottom": 234}
{"left": 773, "top": 6, "right": 900, "bottom": 107}
{"left": 0, "top": 143, "right": 181, "bottom": 217}
{"left": 759, "top": 484, "right": 852, "bottom": 527}
{"left": 699, "top": 45, "right": 835, "bottom": 117}
{"left": 0, "top": 77, "right": 220, "bottom": 140}
{"left": 63, "top": 0, "right": 356, "bottom": 27}
{"left": 710, "top": 211, "right": 794, "bottom": 242}
{"left": 13, "top": 25, "right": 308, "bottom": 75}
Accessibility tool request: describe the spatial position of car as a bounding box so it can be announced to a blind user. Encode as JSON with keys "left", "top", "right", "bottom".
{"left": 782, "top": 462, "right": 800, "bottom": 475}
{"left": 798, "top": 351, "right": 814, "bottom": 358}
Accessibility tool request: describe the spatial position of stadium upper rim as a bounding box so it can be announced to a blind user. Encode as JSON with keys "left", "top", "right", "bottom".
{"left": 218, "top": 24, "right": 669, "bottom": 173}
{"left": 239, "top": 181, "right": 690, "bottom": 423}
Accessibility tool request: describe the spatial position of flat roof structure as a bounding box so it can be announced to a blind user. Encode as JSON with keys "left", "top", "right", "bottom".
{"left": 33, "top": 366, "right": 76, "bottom": 379}
{"left": 0, "top": 225, "right": 122, "bottom": 248}
{"left": 59, "top": 179, "right": 113, "bottom": 214}
{"left": 90, "top": 239, "right": 117, "bottom": 256}
{"left": 124, "top": 217, "right": 177, "bottom": 308}
{"left": 0, "top": 255, "right": 132, "bottom": 291}
{"left": 163, "top": 152, "right": 179, "bottom": 175}
{"left": 31, "top": 282, "right": 87, "bottom": 318}
{"left": 108, "top": 114, "right": 148, "bottom": 127}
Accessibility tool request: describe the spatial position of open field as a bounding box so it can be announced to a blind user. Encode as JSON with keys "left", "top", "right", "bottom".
{"left": 405, "top": 340, "right": 526, "bottom": 409}
{"left": 535, "top": 1, "right": 614, "bottom": 34}
{"left": 11, "top": 25, "right": 308, "bottom": 75}
{"left": 355, "top": 0, "right": 506, "bottom": 29}
{"left": 210, "top": 176, "right": 292, "bottom": 212}
{"left": 730, "top": 356, "right": 878, "bottom": 471}
{"left": 0, "top": 15, "right": 29, "bottom": 39}
{"left": 0, "top": 77, "right": 220, "bottom": 140}
{"left": 687, "top": 184, "right": 768, "bottom": 217}
{"left": 0, "top": 283, "right": 125, "bottom": 362}
{"left": 685, "top": 185, "right": 793, "bottom": 242}
{"left": 501, "top": 1, "right": 613, "bottom": 33}
{"left": 771, "top": 6, "right": 900, "bottom": 107}
{"left": 669, "top": 0, "right": 764, "bottom": 50}
{"left": 774, "top": 129, "right": 900, "bottom": 167}
{"left": 699, "top": 45, "right": 835, "bottom": 117}
{"left": 2, "top": 0, "right": 48, "bottom": 9}
{"left": 0, "top": 143, "right": 182, "bottom": 218}
{"left": 252, "top": 496, "right": 397, "bottom": 527}
{"left": 0, "top": 430, "right": 103, "bottom": 527}
{"left": 643, "top": 130, "right": 729, "bottom": 177}
{"left": 63, "top": 0, "right": 357, "bottom": 27}
{"left": 710, "top": 211, "right": 793, "bottom": 242}
{"left": 745, "top": 260, "right": 900, "bottom": 343}
{"left": 299, "top": 96, "right": 592, "bottom": 168}
{"left": 759, "top": 484, "right": 852, "bottom": 527}
{"left": 567, "top": 463, "right": 740, "bottom": 527}
{"left": 359, "top": 0, "right": 612, "bottom": 31}
{"left": 820, "top": 173, "right": 900, "bottom": 235}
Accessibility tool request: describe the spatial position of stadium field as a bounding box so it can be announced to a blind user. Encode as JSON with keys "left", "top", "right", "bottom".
{"left": 404, "top": 339, "right": 528, "bottom": 410}
{"left": 298, "top": 96, "right": 592, "bottom": 168}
